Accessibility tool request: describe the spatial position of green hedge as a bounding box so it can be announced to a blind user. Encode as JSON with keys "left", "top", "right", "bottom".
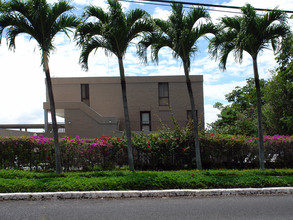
{"left": 0, "top": 130, "right": 292, "bottom": 170}
{"left": 1, "top": 169, "right": 293, "bottom": 192}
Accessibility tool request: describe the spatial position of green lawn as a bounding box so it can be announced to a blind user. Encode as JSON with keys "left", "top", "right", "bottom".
{"left": 0, "top": 169, "right": 292, "bottom": 193}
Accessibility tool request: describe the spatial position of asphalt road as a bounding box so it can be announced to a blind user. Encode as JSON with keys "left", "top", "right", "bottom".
{"left": 0, "top": 195, "right": 292, "bottom": 220}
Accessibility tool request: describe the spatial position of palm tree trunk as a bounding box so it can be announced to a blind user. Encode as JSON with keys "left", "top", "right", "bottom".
{"left": 118, "top": 56, "right": 134, "bottom": 171}
{"left": 43, "top": 51, "right": 62, "bottom": 174}
{"left": 252, "top": 57, "right": 265, "bottom": 170}
{"left": 183, "top": 60, "right": 202, "bottom": 170}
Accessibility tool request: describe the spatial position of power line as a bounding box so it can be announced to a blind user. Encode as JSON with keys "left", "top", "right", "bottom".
{"left": 119, "top": 0, "right": 242, "bottom": 14}
{"left": 120, "top": 0, "right": 293, "bottom": 14}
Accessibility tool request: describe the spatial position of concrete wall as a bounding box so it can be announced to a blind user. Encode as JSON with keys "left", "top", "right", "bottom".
{"left": 44, "top": 75, "right": 204, "bottom": 137}
{"left": 0, "top": 128, "right": 35, "bottom": 137}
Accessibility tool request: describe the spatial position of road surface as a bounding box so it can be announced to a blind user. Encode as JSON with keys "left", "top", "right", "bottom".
{"left": 0, "top": 195, "right": 292, "bottom": 219}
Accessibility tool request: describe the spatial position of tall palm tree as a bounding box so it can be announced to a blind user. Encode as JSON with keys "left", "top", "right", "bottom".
{"left": 0, "top": 0, "right": 80, "bottom": 174}
{"left": 209, "top": 4, "right": 289, "bottom": 169}
{"left": 138, "top": 3, "right": 216, "bottom": 170}
{"left": 75, "top": 0, "right": 153, "bottom": 171}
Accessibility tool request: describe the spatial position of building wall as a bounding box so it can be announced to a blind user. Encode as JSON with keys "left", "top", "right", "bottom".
{"left": 64, "top": 109, "right": 119, "bottom": 138}
{"left": 44, "top": 75, "right": 204, "bottom": 137}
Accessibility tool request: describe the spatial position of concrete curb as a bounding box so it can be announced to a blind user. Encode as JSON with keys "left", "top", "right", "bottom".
{"left": 0, "top": 187, "right": 292, "bottom": 201}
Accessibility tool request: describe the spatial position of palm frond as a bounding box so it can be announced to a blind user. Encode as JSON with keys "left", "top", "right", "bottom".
{"left": 128, "top": 19, "right": 154, "bottom": 42}
{"left": 219, "top": 41, "right": 235, "bottom": 70}
{"left": 4, "top": 14, "right": 35, "bottom": 49}
{"left": 51, "top": 0, "right": 74, "bottom": 21}
{"left": 221, "top": 16, "right": 241, "bottom": 31}
{"left": 79, "top": 36, "right": 104, "bottom": 71}
{"left": 137, "top": 33, "right": 152, "bottom": 64}
{"left": 6, "top": 26, "right": 22, "bottom": 50}
{"left": 209, "top": 28, "right": 238, "bottom": 70}
{"left": 0, "top": 0, "right": 8, "bottom": 12}
{"left": 193, "top": 22, "right": 217, "bottom": 41}
{"left": 154, "top": 19, "right": 170, "bottom": 35}
{"left": 75, "top": 22, "right": 102, "bottom": 47}
{"left": 170, "top": 3, "right": 183, "bottom": 27}
{"left": 83, "top": 5, "right": 108, "bottom": 23}
{"left": 185, "top": 7, "right": 209, "bottom": 30}
{"left": 127, "top": 8, "right": 149, "bottom": 27}
{"left": 264, "top": 23, "right": 290, "bottom": 51}
{"left": 151, "top": 35, "right": 172, "bottom": 64}
{"left": 137, "top": 32, "right": 162, "bottom": 64}
{"left": 53, "top": 14, "right": 80, "bottom": 38}
{"left": 0, "top": 13, "right": 13, "bottom": 44}
{"left": 265, "top": 8, "right": 287, "bottom": 25}
{"left": 241, "top": 3, "right": 257, "bottom": 18}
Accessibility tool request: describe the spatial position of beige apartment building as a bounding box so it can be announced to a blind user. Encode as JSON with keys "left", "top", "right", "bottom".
{"left": 43, "top": 75, "right": 204, "bottom": 138}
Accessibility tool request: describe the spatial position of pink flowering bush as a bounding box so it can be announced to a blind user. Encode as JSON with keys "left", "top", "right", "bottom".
{"left": 130, "top": 122, "right": 195, "bottom": 169}
{"left": 129, "top": 129, "right": 293, "bottom": 169}
{"left": 0, "top": 135, "right": 125, "bottom": 171}
{"left": 0, "top": 136, "right": 55, "bottom": 170}
{"left": 248, "top": 135, "right": 293, "bottom": 168}
{"left": 59, "top": 136, "right": 125, "bottom": 170}
{"left": 0, "top": 131, "right": 292, "bottom": 170}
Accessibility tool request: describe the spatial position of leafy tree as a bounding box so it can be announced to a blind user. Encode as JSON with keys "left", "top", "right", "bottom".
{"left": 263, "top": 32, "right": 293, "bottom": 135}
{"left": 138, "top": 3, "right": 215, "bottom": 170}
{"left": 210, "top": 78, "right": 266, "bottom": 136}
{"left": 0, "top": 0, "right": 80, "bottom": 174}
{"left": 275, "top": 32, "right": 293, "bottom": 72}
{"left": 75, "top": 0, "right": 153, "bottom": 171}
{"left": 209, "top": 3, "right": 289, "bottom": 169}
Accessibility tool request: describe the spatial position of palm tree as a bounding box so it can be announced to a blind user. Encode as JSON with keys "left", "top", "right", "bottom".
{"left": 75, "top": 0, "right": 153, "bottom": 171}
{"left": 0, "top": 0, "right": 80, "bottom": 174}
{"left": 209, "top": 4, "right": 289, "bottom": 169}
{"left": 138, "top": 3, "right": 216, "bottom": 170}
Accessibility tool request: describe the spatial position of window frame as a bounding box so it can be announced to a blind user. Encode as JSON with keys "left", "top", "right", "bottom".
{"left": 81, "top": 84, "right": 90, "bottom": 106}
{"left": 158, "top": 82, "right": 169, "bottom": 106}
{"left": 140, "top": 111, "right": 151, "bottom": 131}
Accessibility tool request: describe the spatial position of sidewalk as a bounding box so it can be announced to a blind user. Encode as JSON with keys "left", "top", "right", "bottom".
{"left": 1, "top": 187, "right": 292, "bottom": 200}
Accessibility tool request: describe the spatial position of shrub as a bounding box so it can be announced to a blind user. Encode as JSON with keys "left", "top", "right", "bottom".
{"left": 0, "top": 131, "right": 292, "bottom": 170}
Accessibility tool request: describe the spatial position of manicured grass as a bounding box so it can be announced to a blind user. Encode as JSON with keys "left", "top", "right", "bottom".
{"left": 0, "top": 169, "right": 292, "bottom": 193}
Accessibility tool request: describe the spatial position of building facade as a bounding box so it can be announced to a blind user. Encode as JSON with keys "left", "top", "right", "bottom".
{"left": 43, "top": 75, "right": 204, "bottom": 138}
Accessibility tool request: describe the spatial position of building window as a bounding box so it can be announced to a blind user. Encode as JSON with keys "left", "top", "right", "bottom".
{"left": 187, "top": 110, "right": 197, "bottom": 121}
{"left": 141, "top": 111, "right": 151, "bottom": 131}
{"left": 81, "top": 84, "right": 90, "bottom": 106}
{"left": 158, "top": 82, "right": 169, "bottom": 106}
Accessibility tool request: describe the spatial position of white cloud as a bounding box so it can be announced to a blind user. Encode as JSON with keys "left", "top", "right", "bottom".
{"left": 204, "top": 80, "right": 247, "bottom": 102}
{"left": 0, "top": 38, "right": 45, "bottom": 124}
{"left": 204, "top": 104, "right": 221, "bottom": 126}
{"left": 152, "top": 7, "right": 171, "bottom": 20}
{"left": 73, "top": 0, "right": 130, "bottom": 11}
{"left": 225, "top": 0, "right": 293, "bottom": 10}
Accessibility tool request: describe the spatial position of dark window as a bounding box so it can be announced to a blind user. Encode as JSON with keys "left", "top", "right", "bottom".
{"left": 81, "top": 84, "right": 90, "bottom": 106}
{"left": 187, "top": 110, "right": 198, "bottom": 121}
{"left": 158, "top": 82, "right": 169, "bottom": 106}
{"left": 187, "top": 110, "right": 192, "bottom": 121}
{"left": 141, "top": 111, "right": 151, "bottom": 131}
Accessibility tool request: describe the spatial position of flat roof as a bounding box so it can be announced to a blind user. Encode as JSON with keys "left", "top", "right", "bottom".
{"left": 50, "top": 75, "right": 203, "bottom": 85}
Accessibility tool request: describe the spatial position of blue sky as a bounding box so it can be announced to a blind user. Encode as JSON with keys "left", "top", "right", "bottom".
{"left": 0, "top": 0, "right": 292, "bottom": 128}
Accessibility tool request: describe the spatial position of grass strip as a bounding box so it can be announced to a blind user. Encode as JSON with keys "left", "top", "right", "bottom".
{"left": 0, "top": 169, "right": 292, "bottom": 193}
